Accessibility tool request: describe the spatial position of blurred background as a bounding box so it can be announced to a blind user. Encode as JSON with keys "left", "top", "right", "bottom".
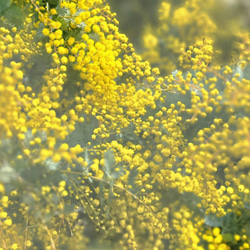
{"left": 107, "top": 0, "right": 250, "bottom": 75}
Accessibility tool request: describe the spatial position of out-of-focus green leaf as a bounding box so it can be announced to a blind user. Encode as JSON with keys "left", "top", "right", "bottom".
{"left": 103, "top": 149, "right": 125, "bottom": 180}
{"left": 51, "top": 193, "right": 60, "bottom": 206}
{"left": 63, "top": 203, "right": 75, "bottom": 214}
{"left": 222, "top": 233, "right": 234, "bottom": 243}
{"left": 22, "top": 193, "right": 36, "bottom": 212}
{"left": 0, "top": 0, "right": 11, "bottom": 14}
{"left": 2, "top": 4, "right": 25, "bottom": 27}
{"left": 104, "top": 149, "right": 116, "bottom": 177}
{"left": 48, "top": 0, "right": 59, "bottom": 6}
{"left": 66, "top": 117, "right": 98, "bottom": 155}
{"left": 243, "top": 64, "right": 250, "bottom": 80}
{"left": 0, "top": 163, "right": 17, "bottom": 183}
{"left": 204, "top": 214, "right": 224, "bottom": 228}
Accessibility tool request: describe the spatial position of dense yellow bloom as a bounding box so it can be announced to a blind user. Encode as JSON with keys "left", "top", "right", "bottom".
{"left": 1, "top": 0, "right": 250, "bottom": 249}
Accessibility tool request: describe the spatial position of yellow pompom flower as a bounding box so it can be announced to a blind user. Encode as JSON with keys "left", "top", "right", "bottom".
{"left": 42, "top": 28, "right": 50, "bottom": 36}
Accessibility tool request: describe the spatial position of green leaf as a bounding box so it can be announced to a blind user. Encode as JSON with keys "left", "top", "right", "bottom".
{"left": 51, "top": 193, "right": 60, "bottom": 206}
{"left": 24, "top": 53, "right": 52, "bottom": 89}
{"left": 233, "top": 64, "right": 243, "bottom": 80}
{"left": 127, "top": 167, "right": 142, "bottom": 194}
{"left": 66, "top": 116, "right": 98, "bottom": 148}
{"left": 2, "top": 4, "right": 25, "bottom": 27}
{"left": 104, "top": 149, "right": 116, "bottom": 179}
{"left": 48, "top": 0, "right": 59, "bottom": 6}
{"left": 112, "top": 162, "right": 125, "bottom": 179}
{"left": 243, "top": 64, "right": 250, "bottom": 80}
{"left": 204, "top": 214, "right": 224, "bottom": 228}
{"left": 21, "top": 164, "right": 44, "bottom": 183}
{"left": 104, "top": 149, "right": 126, "bottom": 181}
{"left": 84, "top": 148, "right": 90, "bottom": 166}
{"left": 55, "top": 16, "right": 68, "bottom": 31}
{"left": 0, "top": 0, "right": 11, "bottom": 14}
{"left": 0, "top": 162, "right": 17, "bottom": 183}
{"left": 22, "top": 193, "right": 36, "bottom": 212}
{"left": 222, "top": 233, "right": 234, "bottom": 243}
{"left": 63, "top": 203, "right": 75, "bottom": 214}
{"left": 56, "top": 6, "right": 68, "bottom": 17}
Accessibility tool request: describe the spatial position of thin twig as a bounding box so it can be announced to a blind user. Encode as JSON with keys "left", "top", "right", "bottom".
{"left": 60, "top": 169, "right": 156, "bottom": 214}
{"left": 44, "top": 225, "right": 56, "bottom": 250}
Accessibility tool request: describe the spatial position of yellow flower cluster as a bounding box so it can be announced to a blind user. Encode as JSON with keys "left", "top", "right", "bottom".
{"left": 0, "top": 26, "right": 35, "bottom": 138}
{"left": 142, "top": 0, "right": 250, "bottom": 75}
{"left": 203, "top": 227, "right": 230, "bottom": 250}
{"left": 203, "top": 226, "right": 250, "bottom": 250}
{"left": 1, "top": 0, "right": 250, "bottom": 249}
{"left": 170, "top": 208, "right": 203, "bottom": 250}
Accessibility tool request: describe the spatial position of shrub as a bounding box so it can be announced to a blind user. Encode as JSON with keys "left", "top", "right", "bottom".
{"left": 1, "top": 0, "right": 250, "bottom": 249}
